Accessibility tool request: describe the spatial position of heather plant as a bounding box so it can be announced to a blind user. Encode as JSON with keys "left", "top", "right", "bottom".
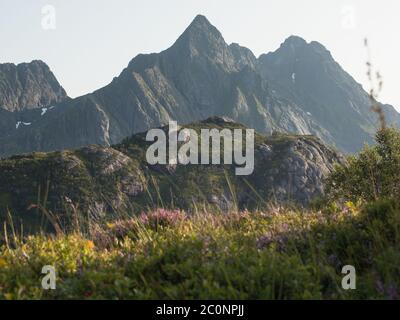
{"left": 139, "top": 208, "right": 186, "bottom": 230}
{"left": 1, "top": 201, "right": 399, "bottom": 300}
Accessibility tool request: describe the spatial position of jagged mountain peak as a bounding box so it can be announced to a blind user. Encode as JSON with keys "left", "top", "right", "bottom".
{"left": 20, "top": 59, "right": 48, "bottom": 67}
{"left": 1, "top": 59, "right": 47, "bottom": 69}
{"left": 189, "top": 14, "right": 213, "bottom": 28}
{"left": 258, "top": 36, "right": 335, "bottom": 72}
{"left": 282, "top": 35, "right": 308, "bottom": 47}
{"left": 127, "top": 15, "right": 256, "bottom": 75}
{"left": 125, "top": 15, "right": 226, "bottom": 71}
{"left": 184, "top": 14, "right": 221, "bottom": 37}
{"left": 0, "top": 60, "right": 68, "bottom": 112}
{"left": 1, "top": 15, "right": 398, "bottom": 158}
{"left": 170, "top": 15, "right": 230, "bottom": 61}
{"left": 175, "top": 14, "right": 225, "bottom": 45}
{"left": 258, "top": 34, "right": 399, "bottom": 153}
{"left": 272, "top": 35, "right": 333, "bottom": 60}
{"left": 0, "top": 59, "right": 50, "bottom": 73}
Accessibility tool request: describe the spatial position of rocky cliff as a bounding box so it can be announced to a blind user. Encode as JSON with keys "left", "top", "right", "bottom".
{"left": 0, "top": 60, "right": 67, "bottom": 112}
{"left": 0, "top": 118, "right": 344, "bottom": 232}
{"left": 258, "top": 36, "right": 400, "bottom": 153}
{"left": 0, "top": 15, "right": 397, "bottom": 158}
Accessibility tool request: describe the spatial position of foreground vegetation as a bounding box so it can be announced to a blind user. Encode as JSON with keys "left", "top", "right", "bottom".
{"left": 0, "top": 200, "right": 399, "bottom": 299}
{"left": 1, "top": 127, "right": 400, "bottom": 300}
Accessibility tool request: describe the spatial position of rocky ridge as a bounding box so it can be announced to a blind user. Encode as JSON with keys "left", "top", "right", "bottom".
{"left": 0, "top": 60, "right": 67, "bottom": 112}
{"left": 0, "top": 117, "right": 344, "bottom": 232}
{"left": 0, "top": 15, "right": 397, "bottom": 158}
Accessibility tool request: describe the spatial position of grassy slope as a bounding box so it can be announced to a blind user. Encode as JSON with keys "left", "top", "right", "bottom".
{"left": 0, "top": 118, "right": 340, "bottom": 233}
{"left": 0, "top": 200, "right": 399, "bottom": 300}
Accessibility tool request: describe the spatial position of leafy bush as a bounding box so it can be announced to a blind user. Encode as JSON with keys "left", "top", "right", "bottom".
{"left": 327, "top": 127, "right": 400, "bottom": 203}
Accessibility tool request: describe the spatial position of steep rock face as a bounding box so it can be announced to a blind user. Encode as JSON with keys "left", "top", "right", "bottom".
{"left": 0, "top": 60, "right": 68, "bottom": 112}
{"left": 254, "top": 136, "right": 340, "bottom": 204}
{"left": 0, "top": 144, "right": 146, "bottom": 232}
{"left": 95, "top": 16, "right": 334, "bottom": 146}
{"left": 0, "top": 118, "right": 344, "bottom": 232}
{"left": 0, "top": 97, "right": 111, "bottom": 157}
{"left": 0, "top": 16, "right": 330, "bottom": 157}
{"left": 258, "top": 36, "right": 400, "bottom": 153}
{"left": 0, "top": 15, "right": 397, "bottom": 158}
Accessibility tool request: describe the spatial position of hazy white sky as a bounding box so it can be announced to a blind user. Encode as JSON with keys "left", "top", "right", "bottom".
{"left": 1, "top": 0, "right": 399, "bottom": 108}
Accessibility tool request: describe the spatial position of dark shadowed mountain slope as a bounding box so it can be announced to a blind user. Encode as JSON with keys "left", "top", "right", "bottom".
{"left": 0, "top": 60, "right": 68, "bottom": 112}
{"left": 0, "top": 15, "right": 397, "bottom": 157}
{"left": 0, "top": 117, "right": 344, "bottom": 233}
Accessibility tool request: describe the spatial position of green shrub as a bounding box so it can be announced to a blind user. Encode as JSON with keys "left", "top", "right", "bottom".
{"left": 327, "top": 127, "right": 400, "bottom": 203}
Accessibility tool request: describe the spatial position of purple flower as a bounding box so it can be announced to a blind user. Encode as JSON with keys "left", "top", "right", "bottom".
{"left": 256, "top": 232, "right": 274, "bottom": 250}
{"left": 140, "top": 209, "right": 186, "bottom": 229}
{"left": 387, "top": 285, "right": 399, "bottom": 300}
{"left": 375, "top": 279, "right": 399, "bottom": 300}
{"left": 281, "top": 223, "right": 290, "bottom": 232}
{"left": 257, "top": 232, "right": 290, "bottom": 252}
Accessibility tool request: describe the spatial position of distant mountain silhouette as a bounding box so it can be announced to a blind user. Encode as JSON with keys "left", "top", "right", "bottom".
{"left": 0, "top": 15, "right": 398, "bottom": 157}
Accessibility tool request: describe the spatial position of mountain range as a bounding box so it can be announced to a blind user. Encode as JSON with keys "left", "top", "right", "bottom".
{"left": 0, "top": 14, "right": 398, "bottom": 158}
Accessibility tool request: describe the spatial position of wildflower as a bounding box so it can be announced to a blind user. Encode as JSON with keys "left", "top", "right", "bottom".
{"left": 344, "top": 201, "right": 356, "bottom": 213}
{"left": 256, "top": 232, "right": 274, "bottom": 250}
{"left": 257, "top": 226, "right": 300, "bottom": 252}
{"left": 281, "top": 223, "right": 290, "bottom": 232}
{"left": 140, "top": 209, "right": 186, "bottom": 229}
{"left": 106, "top": 222, "right": 115, "bottom": 229}
{"left": 257, "top": 232, "right": 289, "bottom": 252}
{"left": 376, "top": 279, "right": 399, "bottom": 300}
{"left": 0, "top": 258, "right": 7, "bottom": 268}
{"left": 85, "top": 240, "right": 95, "bottom": 250}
